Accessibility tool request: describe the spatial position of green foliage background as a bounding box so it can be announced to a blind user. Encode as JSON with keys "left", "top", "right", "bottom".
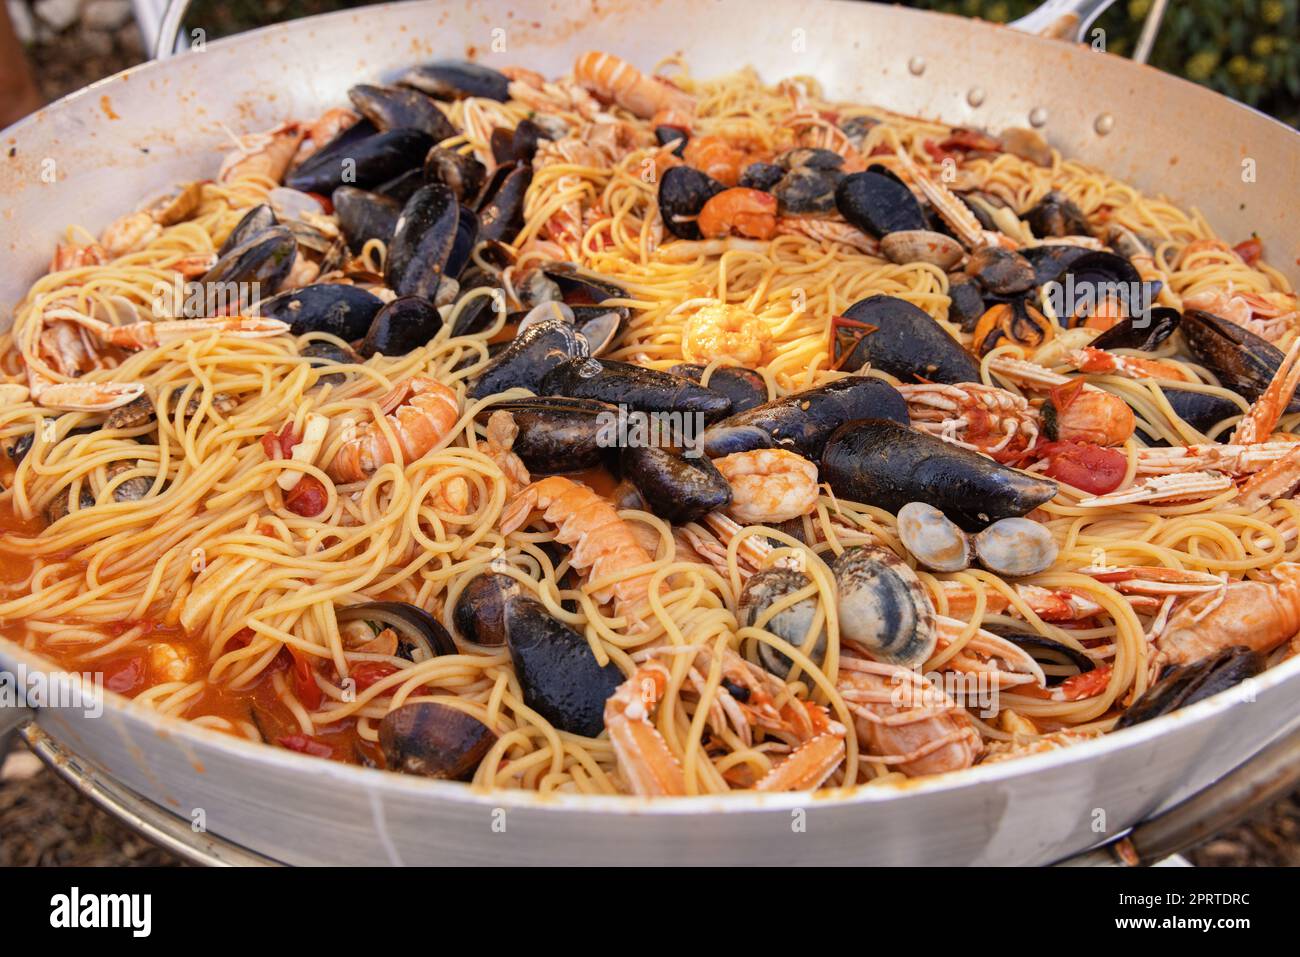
{"left": 902, "top": 0, "right": 1300, "bottom": 127}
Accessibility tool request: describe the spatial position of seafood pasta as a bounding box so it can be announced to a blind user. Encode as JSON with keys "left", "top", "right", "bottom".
{"left": 1, "top": 52, "right": 1298, "bottom": 797}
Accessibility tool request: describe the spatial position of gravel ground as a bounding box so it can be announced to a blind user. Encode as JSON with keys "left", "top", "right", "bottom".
{"left": 4, "top": 1, "right": 1298, "bottom": 870}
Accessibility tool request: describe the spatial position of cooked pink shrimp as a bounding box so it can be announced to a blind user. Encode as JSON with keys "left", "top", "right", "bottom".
{"left": 573, "top": 51, "right": 694, "bottom": 121}
{"left": 713, "top": 448, "right": 819, "bottom": 523}
{"left": 327, "top": 377, "right": 461, "bottom": 483}
{"left": 219, "top": 121, "right": 304, "bottom": 185}
{"left": 499, "top": 476, "right": 654, "bottom": 624}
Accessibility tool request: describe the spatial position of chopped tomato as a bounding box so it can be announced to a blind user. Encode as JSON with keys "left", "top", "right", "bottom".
{"left": 226, "top": 627, "right": 256, "bottom": 649}
{"left": 278, "top": 734, "right": 334, "bottom": 758}
{"left": 286, "top": 647, "right": 322, "bottom": 710}
{"left": 1039, "top": 441, "right": 1127, "bottom": 495}
{"left": 260, "top": 422, "right": 298, "bottom": 461}
{"left": 284, "top": 475, "right": 328, "bottom": 517}
{"left": 349, "top": 661, "right": 399, "bottom": 692}
{"left": 306, "top": 192, "right": 333, "bottom": 215}
{"left": 103, "top": 655, "right": 147, "bottom": 694}
{"left": 922, "top": 139, "right": 956, "bottom": 164}
{"left": 1233, "top": 236, "right": 1263, "bottom": 266}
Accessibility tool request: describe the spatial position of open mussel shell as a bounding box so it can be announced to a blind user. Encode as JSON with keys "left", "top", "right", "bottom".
{"left": 669, "top": 364, "right": 768, "bottom": 413}
{"left": 834, "top": 170, "right": 926, "bottom": 236}
{"left": 659, "top": 166, "right": 725, "bottom": 240}
{"left": 424, "top": 146, "right": 487, "bottom": 203}
{"left": 702, "top": 376, "right": 909, "bottom": 458}
{"left": 570, "top": 305, "right": 627, "bottom": 357}
{"left": 996, "top": 633, "right": 1095, "bottom": 686}
{"left": 504, "top": 594, "right": 623, "bottom": 737}
{"left": 1181, "top": 309, "right": 1300, "bottom": 412}
{"left": 287, "top": 128, "right": 433, "bottom": 195}
{"left": 476, "top": 396, "right": 616, "bottom": 474}
{"left": 821, "top": 418, "right": 1058, "bottom": 532}
{"left": 374, "top": 168, "right": 425, "bottom": 203}
{"left": 1020, "top": 243, "right": 1093, "bottom": 286}
{"left": 971, "top": 299, "right": 1053, "bottom": 356}
{"left": 772, "top": 148, "right": 844, "bottom": 214}
{"left": 738, "top": 567, "right": 826, "bottom": 678}
{"left": 360, "top": 296, "right": 443, "bottom": 358}
{"left": 837, "top": 295, "right": 981, "bottom": 384}
{"left": 832, "top": 545, "right": 936, "bottom": 669}
{"left": 258, "top": 282, "right": 383, "bottom": 340}
{"left": 336, "top": 600, "right": 457, "bottom": 661}
{"left": 476, "top": 162, "right": 532, "bottom": 242}
{"left": 542, "top": 262, "right": 626, "bottom": 304}
{"left": 739, "top": 161, "right": 784, "bottom": 191}
{"left": 1089, "top": 306, "right": 1181, "bottom": 352}
{"left": 466, "top": 316, "right": 587, "bottom": 400}
{"left": 452, "top": 572, "right": 522, "bottom": 646}
{"left": 401, "top": 60, "right": 511, "bottom": 101}
{"left": 1115, "top": 646, "right": 1263, "bottom": 731}
{"left": 622, "top": 445, "right": 731, "bottom": 524}
{"left": 896, "top": 501, "right": 971, "bottom": 573}
{"left": 218, "top": 203, "right": 278, "bottom": 255}
{"left": 348, "top": 83, "right": 457, "bottom": 141}
{"left": 385, "top": 182, "right": 459, "bottom": 299}
{"left": 333, "top": 186, "right": 402, "bottom": 253}
{"left": 1024, "top": 190, "right": 1089, "bottom": 239}
{"left": 1059, "top": 251, "right": 1146, "bottom": 326}
{"left": 972, "top": 517, "right": 1058, "bottom": 577}
{"left": 379, "top": 701, "right": 496, "bottom": 780}
{"left": 946, "top": 274, "right": 987, "bottom": 332}
{"left": 540, "top": 357, "right": 733, "bottom": 421}
{"left": 301, "top": 340, "right": 361, "bottom": 389}
{"left": 185, "top": 226, "right": 296, "bottom": 317}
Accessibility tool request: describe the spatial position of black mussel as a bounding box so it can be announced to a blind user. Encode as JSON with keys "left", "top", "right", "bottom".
{"left": 835, "top": 170, "right": 926, "bottom": 237}
{"left": 834, "top": 295, "right": 981, "bottom": 384}
{"left": 287, "top": 128, "right": 433, "bottom": 195}
{"left": 655, "top": 125, "right": 688, "bottom": 156}
{"left": 1182, "top": 309, "right": 1300, "bottom": 412}
{"left": 466, "top": 316, "right": 587, "bottom": 400}
{"left": 1025, "top": 190, "right": 1090, "bottom": 239}
{"left": 185, "top": 226, "right": 296, "bottom": 317}
{"left": 453, "top": 572, "right": 522, "bottom": 646}
{"left": 46, "top": 486, "right": 96, "bottom": 524}
{"left": 348, "top": 84, "right": 457, "bottom": 141}
{"left": 1021, "top": 243, "right": 1093, "bottom": 286}
{"left": 668, "top": 364, "right": 768, "bottom": 413}
{"left": 1157, "top": 387, "right": 1246, "bottom": 439}
{"left": 832, "top": 545, "right": 936, "bottom": 669}
{"left": 477, "top": 163, "right": 532, "bottom": 243}
{"left": 107, "top": 463, "right": 155, "bottom": 503}
{"left": 1057, "top": 251, "right": 1145, "bottom": 326}
{"left": 402, "top": 60, "right": 510, "bottom": 101}
{"left": 703, "top": 376, "right": 909, "bottom": 458}
{"left": 104, "top": 396, "right": 156, "bottom": 431}
{"left": 475, "top": 396, "right": 615, "bottom": 473}
{"left": 971, "top": 299, "right": 1054, "bottom": 356}
{"left": 739, "top": 162, "right": 784, "bottom": 192}
{"left": 540, "top": 357, "right": 732, "bottom": 421}
{"left": 423, "top": 146, "right": 487, "bottom": 203}
{"left": 218, "top": 204, "right": 278, "bottom": 256}
{"left": 360, "top": 296, "right": 443, "bottom": 358}
{"left": 301, "top": 340, "right": 361, "bottom": 389}
{"left": 997, "top": 633, "right": 1096, "bottom": 687}
{"left": 450, "top": 294, "right": 502, "bottom": 338}
{"left": 445, "top": 203, "right": 480, "bottom": 280}
{"left": 739, "top": 567, "right": 825, "bottom": 677}
{"left": 504, "top": 594, "right": 623, "bottom": 737}
{"left": 290, "top": 115, "right": 376, "bottom": 175}
{"left": 570, "top": 305, "right": 627, "bottom": 357}
{"left": 621, "top": 446, "right": 731, "bottom": 523}
{"left": 1116, "top": 646, "right": 1263, "bottom": 730}
{"left": 509, "top": 118, "right": 547, "bottom": 163}
{"left": 336, "top": 601, "right": 457, "bottom": 660}
{"left": 821, "top": 418, "right": 1058, "bottom": 531}
{"left": 489, "top": 128, "right": 516, "bottom": 165}
{"left": 374, "top": 168, "right": 425, "bottom": 204}
{"left": 515, "top": 270, "right": 562, "bottom": 308}
{"left": 258, "top": 283, "right": 383, "bottom": 340}
{"left": 659, "top": 166, "right": 725, "bottom": 240}
{"left": 772, "top": 148, "right": 845, "bottom": 215}
{"left": 379, "top": 701, "right": 495, "bottom": 779}
{"left": 1089, "top": 307, "right": 1181, "bottom": 352}
{"left": 542, "top": 262, "right": 626, "bottom": 304}
{"left": 947, "top": 274, "right": 987, "bottom": 332}
{"left": 385, "top": 183, "right": 459, "bottom": 299}
{"left": 839, "top": 115, "right": 878, "bottom": 149}
{"left": 332, "top": 186, "right": 402, "bottom": 254}
{"left": 966, "top": 246, "right": 1035, "bottom": 296}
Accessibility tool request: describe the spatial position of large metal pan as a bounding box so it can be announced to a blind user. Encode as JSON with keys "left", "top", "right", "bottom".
{"left": 2, "top": 0, "right": 1298, "bottom": 866}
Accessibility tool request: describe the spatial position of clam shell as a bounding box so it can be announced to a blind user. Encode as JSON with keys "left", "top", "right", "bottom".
{"left": 738, "top": 567, "right": 826, "bottom": 677}
{"left": 973, "top": 517, "right": 1058, "bottom": 577}
{"left": 896, "top": 501, "right": 971, "bottom": 573}
{"left": 832, "top": 545, "right": 936, "bottom": 668}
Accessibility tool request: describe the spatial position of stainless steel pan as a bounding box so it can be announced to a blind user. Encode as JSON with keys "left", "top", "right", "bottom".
{"left": 2, "top": 0, "right": 1299, "bottom": 866}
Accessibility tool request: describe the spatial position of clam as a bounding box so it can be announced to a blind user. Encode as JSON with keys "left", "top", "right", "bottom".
{"left": 972, "top": 517, "right": 1058, "bottom": 577}
{"left": 832, "top": 545, "right": 936, "bottom": 669}
{"left": 738, "top": 567, "right": 826, "bottom": 677}
{"left": 998, "top": 127, "right": 1052, "bottom": 167}
{"left": 880, "top": 229, "right": 964, "bottom": 269}
{"left": 452, "top": 572, "right": 522, "bottom": 646}
{"left": 379, "top": 701, "right": 496, "bottom": 779}
{"left": 896, "top": 502, "right": 971, "bottom": 572}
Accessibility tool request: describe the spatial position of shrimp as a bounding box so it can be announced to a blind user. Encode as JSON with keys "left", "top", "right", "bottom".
{"left": 713, "top": 448, "right": 819, "bottom": 523}
{"left": 219, "top": 121, "right": 304, "bottom": 185}
{"left": 499, "top": 476, "right": 655, "bottom": 625}
{"left": 681, "top": 135, "right": 764, "bottom": 186}
{"left": 1156, "top": 563, "right": 1300, "bottom": 666}
{"left": 327, "top": 377, "right": 461, "bottom": 483}
{"left": 696, "top": 187, "right": 778, "bottom": 240}
{"left": 296, "top": 107, "right": 359, "bottom": 163}
{"left": 1067, "top": 346, "right": 1194, "bottom": 383}
{"left": 1044, "top": 379, "right": 1135, "bottom": 446}
{"left": 774, "top": 217, "right": 879, "bottom": 254}
{"left": 572, "top": 51, "right": 694, "bottom": 121}
{"left": 837, "top": 657, "right": 982, "bottom": 777}
{"left": 481, "top": 410, "right": 531, "bottom": 496}
{"left": 679, "top": 301, "right": 773, "bottom": 366}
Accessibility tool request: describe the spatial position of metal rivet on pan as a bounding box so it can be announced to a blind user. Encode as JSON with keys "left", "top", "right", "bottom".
{"left": 908, "top": 56, "right": 926, "bottom": 76}
{"left": 967, "top": 87, "right": 985, "bottom": 107}
{"left": 1094, "top": 112, "right": 1115, "bottom": 135}
{"left": 1028, "top": 106, "right": 1048, "bottom": 127}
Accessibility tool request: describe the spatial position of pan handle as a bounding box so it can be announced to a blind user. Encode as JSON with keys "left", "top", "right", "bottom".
{"left": 150, "top": 0, "right": 192, "bottom": 59}
{"left": 1010, "top": 0, "right": 1170, "bottom": 64}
